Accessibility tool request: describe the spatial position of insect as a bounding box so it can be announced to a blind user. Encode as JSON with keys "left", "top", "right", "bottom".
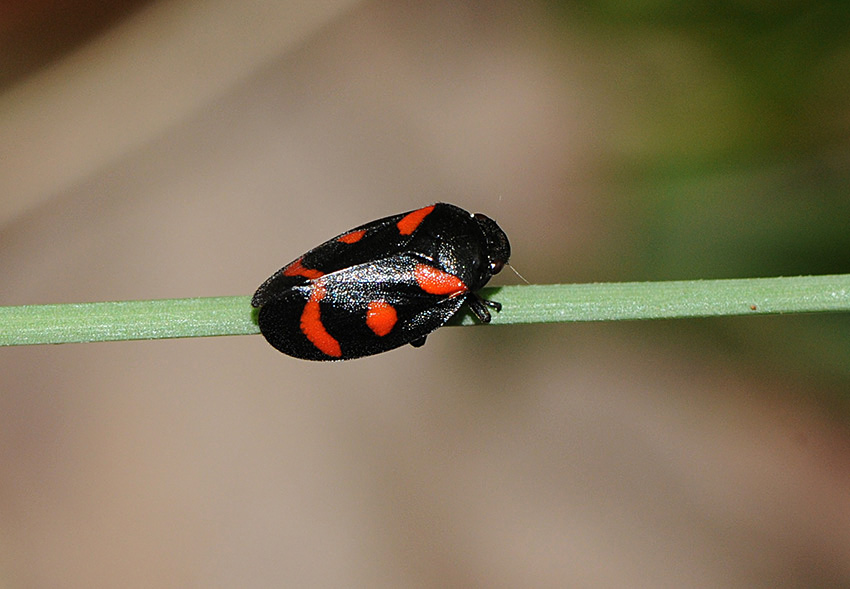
{"left": 251, "top": 203, "right": 510, "bottom": 360}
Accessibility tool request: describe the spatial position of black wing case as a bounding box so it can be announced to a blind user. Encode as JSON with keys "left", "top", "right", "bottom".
{"left": 256, "top": 255, "right": 469, "bottom": 360}
{"left": 252, "top": 205, "right": 462, "bottom": 308}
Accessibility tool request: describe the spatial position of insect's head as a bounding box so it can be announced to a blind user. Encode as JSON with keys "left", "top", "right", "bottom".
{"left": 473, "top": 213, "right": 511, "bottom": 275}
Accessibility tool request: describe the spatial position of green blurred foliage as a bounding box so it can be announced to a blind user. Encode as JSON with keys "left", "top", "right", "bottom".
{"left": 545, "top": 1, "right": 850, "bottom": 390}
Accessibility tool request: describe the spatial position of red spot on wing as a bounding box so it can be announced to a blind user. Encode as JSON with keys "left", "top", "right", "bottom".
{"left": 414, "top": 264, "right": 468, "bottom": 296}
{"left": 366, "top": 301, "right": 398, "bottom": 337}
{"left": 283, "top": 258, "right": 324, "bottom": 279}
{"left": 397, "top": 205, "right": 435, "bottom": 235}
{"left": 300, "top": 285, "right": 342, "bottom": 357}
{"left": 338, "top": 229, "right": 366, "bottom": 244}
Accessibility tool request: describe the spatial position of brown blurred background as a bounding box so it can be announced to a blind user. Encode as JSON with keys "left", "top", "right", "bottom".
{"left": 2, "top": 1, "right": 850, "bottom": 586}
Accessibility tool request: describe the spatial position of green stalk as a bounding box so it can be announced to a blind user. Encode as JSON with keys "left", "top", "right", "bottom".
{"left": 1, "top": 275, "right": 849, "bottom": 346}
{"left": 456, "top": 274, "right": 850, "bottom": 324}
{"left": 0, "top": 296, "right": 256, "bottom": 345}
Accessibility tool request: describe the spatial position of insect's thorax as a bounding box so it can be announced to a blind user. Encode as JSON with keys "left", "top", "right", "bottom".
{"left": 408, "top": 221, "right": 491, "bottom": 290}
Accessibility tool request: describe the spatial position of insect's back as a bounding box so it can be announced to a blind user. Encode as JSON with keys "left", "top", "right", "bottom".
{"left": 256, "top": 254, "right": 469, "bottom": 360}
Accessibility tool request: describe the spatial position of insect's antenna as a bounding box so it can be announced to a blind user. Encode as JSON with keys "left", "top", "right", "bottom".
{"left": 507, "top": 263, "right": 530, "bottom": 284}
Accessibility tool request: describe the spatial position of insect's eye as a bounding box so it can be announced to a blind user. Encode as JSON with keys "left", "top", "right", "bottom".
{"left": 490, "top": 260, "right": 505, "bottom": 274}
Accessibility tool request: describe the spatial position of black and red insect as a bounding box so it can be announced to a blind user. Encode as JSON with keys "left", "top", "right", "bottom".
{"left": 251, "top": 203, "right": 510, "bottom": 360}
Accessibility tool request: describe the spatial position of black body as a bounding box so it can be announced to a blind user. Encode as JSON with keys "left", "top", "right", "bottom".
{"left": 252, "top": 203, "right": 510, "bottom": 361}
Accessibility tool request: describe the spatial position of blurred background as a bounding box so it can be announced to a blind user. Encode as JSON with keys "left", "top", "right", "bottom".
{"left": 2, "top": 1, "right": 850, "bottom": 586}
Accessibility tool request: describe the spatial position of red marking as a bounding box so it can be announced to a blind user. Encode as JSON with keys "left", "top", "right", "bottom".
{"left": 338, "top": 229, "right": 366, "bottom": 244}
{"left": 300, "top": 285, "right": 341, "bottom": 357}
{"left": 366, "top": 301, "right": 397, "bottom": 337}
{"left": 750, "top": 304, "right": 758, "bottom": 311}
{"left": 283, "top": 258, "right": 323, "bottom": 279}
{"left": 397, "top": 205, "right": 435, "bottom": 235}
{"left": 414, "top": 264, "right": 467, "bottom": 296}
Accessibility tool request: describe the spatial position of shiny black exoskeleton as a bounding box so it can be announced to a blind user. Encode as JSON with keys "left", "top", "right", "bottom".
{"left": 252, "top": 203, "right": 510, "bottom": 361}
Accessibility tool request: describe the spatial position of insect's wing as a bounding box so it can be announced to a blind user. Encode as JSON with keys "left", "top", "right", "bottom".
{"left": 252, "top": 209, "right": 415, "bottom": 308}
{"left": 257, "top": 255, "right": 468, "bottom": 360}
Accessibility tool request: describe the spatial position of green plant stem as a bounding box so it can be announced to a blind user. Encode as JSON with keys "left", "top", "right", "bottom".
{"left": 456, "top": 274, "right": 850, "bottom": 324}
{"left": 0, "top": 296, "right": 256, "bottom": 346}
{"left": 1, "top": 275, "right": 849, "bottom": 346}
